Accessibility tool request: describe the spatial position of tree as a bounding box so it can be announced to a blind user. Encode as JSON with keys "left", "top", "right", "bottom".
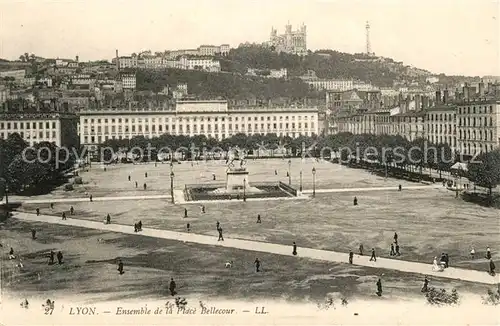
{"left": 467, "top": 149, "right": 500, "bottom": 201}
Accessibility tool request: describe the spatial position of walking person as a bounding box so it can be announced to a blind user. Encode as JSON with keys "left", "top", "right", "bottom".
{"left": 376, "top": 278, "right": 383, "bottom": 296}
{"left": 143, "top": 183, "right": 147, "bottom": 190}
{"left": 349, "top": 251, "right": 354, "bottom": 264}
{"left": 394, "top": 232, "right": 398, "bottom": 244}
{"left": 128, "top": 175, "right": 131, "bottom": 181}
{"left": 370, "top": 248, "right": 377, "bottom": 262}
{"left": 31, "top": 229, "right": 37, "bottom": 240}
{"left": 186, "top": 223, "right": 190, "bottom": 232}
{"left": 36, "top": 208, "right": 40, "bottom": 216}
{"left": 117, "top": 259, "right": 124, "bottom": 275}
{"left": 201, "top": 205, "right": 205, "bottom": 213}
{"left": 395, "top": 243, "right": 400, "bottom": 256}
{"left": 470, "top": 247, "right": 475, "bottom": 259}
{"left": 216, "top": 221, "right": 220, "bottom": 230}
{"left": 292, "top": 242, "right": 297, "bottom": 256}
{"left": 421, "top": 276, "right": 429, "bottom": 293}
{"left": 9, "top": 247, "right": 15, "bottom": 260}
{"left": 106, "top": 214, "right": 111, "bottom": 224}
{"left": 184, "top": 208, "right": 188, "bottom": 218}
{"left": 56, "top": 251, "right": 63, "bottom": 264}
{"left": 70, "top": 206, "right": 74, "bottom": 215}
{"left": 486, "top": 247, "right": 492, "bottom": 260}
{"left": 50, "top": 203, "right": 54, "bottom": 209}
{"left": 89, "top": 194, "right": 93, "bottom": 202}
{"left": 137, "top": 221, "right": 142, "bottom": 231}
{"left": 444, "top": 253, "right": 449, "bottom": 268}
{"left": 256, "top": 214, "right": 261, "bottom": 223}
{"left": 135, "top": 181, "right": 138, "bottom": 188}
{"left": 49, "top": 250, "right": 55, "bottom": 265}
{"left": 218, "top": 228, "right": 224, "bottom": 241}
{"left": 62, "top": 212, "right": 66, "bottom": 220}
{"left": 254, "top": 258, "right": 261, "bottom": 272}
{"left": 398, "top": 184, "right": 402, "bottom": 191}
{"left": 390, "top": 243, "right": 395, "bottom": 256}
{"left": 169, "top": 278, "right": 177, "bottom": 296}
{"left": 359, "top": 244, "right": 364, "bottom": 256}
{"left": 353, "top": 196, "right": 358, "bottom": 206}
{"left": 145, "top": 172, "right": 148, "bottom": 178}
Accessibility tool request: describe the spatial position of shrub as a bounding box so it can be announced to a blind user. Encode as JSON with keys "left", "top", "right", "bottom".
{"left": 64, "top": 184, "right": 74, "bottom": 191}
{"left": 425, "top": 287, "right": 459, "bottom": 306}
{"left": 74, "top": 177, "right": 83, "bottom": 184}
{"left": 482, "top": 288, "right": 500, "bottom": 305}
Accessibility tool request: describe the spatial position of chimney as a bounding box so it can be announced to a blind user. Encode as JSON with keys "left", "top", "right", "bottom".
{"left": 443, "top": 89, "right": 449, "bottom": 104}
{"left": 478, "top": 80, "right": 485, "bottom": 96}
{"left": 115, "top": 49, "right": 120, "bottom": 71}
{"left": 463, "top": 83, "right": 469, "bottom": 99}
{"left": 435, "top": 90, "right": 442, "bottom": 104}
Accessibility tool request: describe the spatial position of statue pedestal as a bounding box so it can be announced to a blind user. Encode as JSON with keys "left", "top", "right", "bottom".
{"left": 226, "top": 168, "right": 249, "bottom": 193}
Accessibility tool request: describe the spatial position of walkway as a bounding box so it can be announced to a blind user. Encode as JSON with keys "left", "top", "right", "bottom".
{"left": 15, "top": 194, "right": 171, "bottom": 205}
{"left": 12, "top": 212, "right": 499, "bottom": 285}
{"left": 301, "top": 184, "right": 441, "bottom": 194}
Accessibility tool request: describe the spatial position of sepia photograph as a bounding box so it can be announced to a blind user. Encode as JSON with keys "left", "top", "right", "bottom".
{"left": 0, "top": 0, "right": 499, "bottom": 325}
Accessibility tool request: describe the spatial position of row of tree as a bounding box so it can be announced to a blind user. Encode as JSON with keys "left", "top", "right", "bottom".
{"left": 0, "top": 133, "right": 75, "bottom": 196}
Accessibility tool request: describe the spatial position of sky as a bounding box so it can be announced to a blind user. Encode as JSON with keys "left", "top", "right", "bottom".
{"left": 0, "top": 0, "right": 499, "bottom": 76}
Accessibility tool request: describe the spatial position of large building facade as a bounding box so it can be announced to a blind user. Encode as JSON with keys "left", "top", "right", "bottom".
{"left": 269, "top": 24, "right": 307, "bottom": 56}
{"left": 79, "top": 101, "right": 319, "bottom": 149}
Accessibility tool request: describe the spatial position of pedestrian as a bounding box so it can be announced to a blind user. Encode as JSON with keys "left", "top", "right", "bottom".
{"left": 128, "top": 175, "right": 131, "bottom": 181}
{"left": 394, "top": 232, "right": 398, "bottom": 244}
{"left": 349, "top": 250, "right": 354, "bottom": 264}
{"left": 486, "top": 247, "right": 492, "bottom": 260}
{"left": 134, "top": 223, "right": 138, "bottom": 232}
{"left": 395, "top": 243, "right": 400, "bottom": 256}
{"left": 390, "top": 243, "right": 395, "bottom": 256}
{"left": 9, "top": 247, "right": 15, "bottom": 259}
{"left": 145, "top": 172, "right": 148, "bottom": 178}
{"left": 470, "top": 247, "right": 475, "bottom": 259}
{"left": 135, "top": 181, "right": 138, "bottom": 188}
{"left": 353, "top": 197, "right": 358, "bottom": 206}
{"left": 216, "top": 221, "right": 220, "bottom": 230}
{"left": 489, "top": 259, "right": 496, "bottom": 275}
{"left": 370, "top": 248, "right": 377, "bottom": 262}
{"left": 89, "top": 194, "right": 93, "bottom": 202}
{"left": 36, "top": 208, "right": 40, "bottom": 216}
{"left": 49, "top": 250, "right": 55, "bottom": 265}
{"left": 106, "top": 214, "right": 111, "bottom": 224}
{"left": 398, "top": 184, "right": 402, "bottom": 191}
{"left": 62, "top": 212, "right": 66, "bottom": 220}
{"left": 218, "top": 228, "right": 224, "bottom": 241}
{"left": 143, "top": 183, "right": 147, "bottom": 190}
{"left": 31, "top": 229, "right": 36, "bottom": 240}
{"left": 286, "top": 171, "right": 289, "bottom": 177}
{"left": 201, "top": 205, "right": 205, "bottom": 213}
{"left": 118, "top": 259, "right": 124, "bottom": 275}
{"left": 184, "top": 208, "right": 188, "bottom": 218}
{"left": 187, "top": 223, "right": 190, "bottom": 232}
{"left": 445, "top": 253, "right": 449, "bottom": 268}
{"left": 359, "top": 244, "right": 364, "bottom": 256}
{"left": 137, "top": 220, "right": 142, "bottom": 231}
{"left": 376, "top": 278, "right": 383, "bottom": 296}
{"left": 292, "top": 242, "right": 297, "bottom": 256}
{"left": 56, "top": 251, "right": 63, "bottom": 264}
{"left": 212, "top": 173, "right": 216, "bottom": 181}
{"left": 421, "top": 276, "right": 429, "bottom": 293}
{"left": 50, "top": 203, "right": 54, "bottom": 209}
{"left": 254, "top": 258, "right": 261, "bottom": 272}
{"left": 70, "top": 206, "right": 74, "bottom": 215}
{"left": 169, "top": 278, "right": 177, "bottom": 296}
{"left": 256, "top": 214, "right": 261, "bottom": 223}
{"left": 275, "top": 170, "right": 277, "bottom": 175}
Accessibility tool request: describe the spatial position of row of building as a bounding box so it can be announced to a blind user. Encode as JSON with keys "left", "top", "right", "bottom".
{"left": 331, "top": 85, "right": 500, "bottom": 158}
{"left": 113, "top": 51, "right": 222, "bottom": 72}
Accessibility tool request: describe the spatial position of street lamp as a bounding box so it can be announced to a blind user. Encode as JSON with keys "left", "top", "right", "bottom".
{"left": 170, "top": 171, "right": 175, "bottom": 204}
{"left": 288, "top": 159, "right": 291, "bottom": 185}
{"left": 299, "top": 170, "right": 303, "bottom": 192}
{"left": 243, "top": 178, "right": 246, "bottom": 202}
{"left": 312, "top": 167, "right": 316, "bottom": 198}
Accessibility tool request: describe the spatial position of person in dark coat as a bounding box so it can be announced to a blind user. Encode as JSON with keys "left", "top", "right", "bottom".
{"left": 134, "top": 223, "right": 138, "bottom": 232}
{"left": 349, "top": 251, "right": 354, "bottom": 264}
{"left": 49, "top": 250, "right": 55, "bottom": 265}
{"left": 143, "top": 183, "right": 147, "bottom": 190}
{"left": 398, "top": 184, "right": 402, "bottom": 191}
{"left": 370, "top": 248, "right": 377, "bottom": 262}
{"left": 395, "top": 243, "right": 401, "bottom": 256}
{"left": 218, "top": 228, "right": 224, "bottom": 241}
{"left": 186, "top": 223, "right": 190, "bottom": 232}
{"left": 62, "top": 212, "right": 66, "bottom": 220}
{"left": 36, "top": 208, "right": 40, "bottom": 216}
{"left": 444, "top": 253, "right": 449, "bottom": 268}
{"left": 275, "top": 170, "right": 277, "bottom": 175}
{"left": 390, "top": 243, "right": 395, "bottom": 256}
{"left": 106, "top": 214, "right": 111, "bottom": 224}
{"left": 135, "top": 181, "right": 138, "bottom": 188}
{"left": 70, "top": 206, "right": 74, "bottom": 215}
{"left": 137, "top": 221, "right": 142, "bottom": 231}
{"left": 31, "top": 229, "right": 36, "bottom": 240}
{"left": 376, "top": 278, "right": 383, "bottom": 296}
{"left": 216, "top": 221, "right": 220, "bottom": 230}
{"left": 254, "top": 258, "right": 261, "bottom": 272}
{"left": 394, "top": 232, "right": 398, "bottom": 244}
{"left": 128, "top": 175, "right": 131, "bottom": 181}
{"left": 56, "top": 251, "right": 63, "bottom": 264}
{"left": 489, "top": 259, "right": 496, "bottom": 275}
{"left": 145, "top": 172, "right": 148, "bottom": 178}
{"left": 256, "top": 214, "right": 261, "bottom": 223}
{"left": 359, "top": 244, "right": 364, "bottom": 256}
{"left": 89, "top": 194, "right": 93, "bottom": 202}
{"left": 50, "top": 203, "right": 54, "bottom": 209}
{"left": 421, "top": 276, "right": 429, "bottom": 292}
{"left": 201, "top": 205, "right": 205, "bottom": 213}
{"left": 169, "top": 278, "right": 177, "bottom": 296}
{"left": 118, "top": 260, "right": 124, "bottom": 275}
{"left": 353, "top": 197, "right": 358, "bottom": 206}
{"left": 486, "top": 247, "right": 492, "bottom": 260}
{"left": 292, "top": 242, "right": 297, "bottom": 256}
{"left": 9, "top": 247, "right": 15, "bottom": 259}
{"left": 184, "top": 208, "right": 188, "bottom": 218}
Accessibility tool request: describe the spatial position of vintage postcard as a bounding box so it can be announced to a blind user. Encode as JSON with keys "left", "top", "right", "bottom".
{"left": 0, "top": 0, "right": 499, "bottom": 325}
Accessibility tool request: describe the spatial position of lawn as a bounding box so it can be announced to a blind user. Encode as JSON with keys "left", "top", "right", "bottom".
{"left": 19, "top": 185, "right": 500, "bottom": 272}
{"left": 0, "top": 219, "right": 491, "bottom": 305}
{"left": 9, "top": 158, "right": 419, "bottom": 201}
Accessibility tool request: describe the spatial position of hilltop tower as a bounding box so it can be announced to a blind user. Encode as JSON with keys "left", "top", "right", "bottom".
{"left": 365, "top": 21, "right": 372, "bottom": 55}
